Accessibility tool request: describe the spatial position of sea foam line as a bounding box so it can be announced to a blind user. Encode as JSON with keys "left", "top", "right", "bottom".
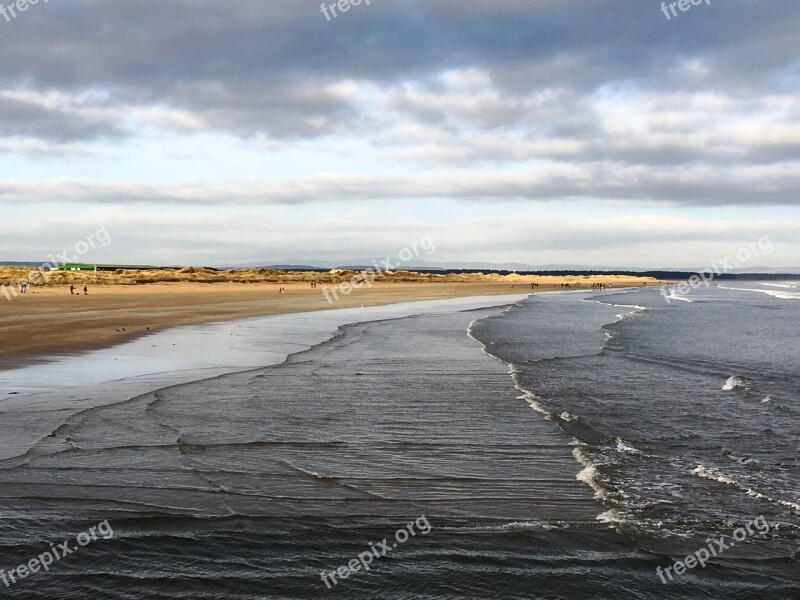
{"left": 717, "top": 284, "right": 800, "bottom": 301}
{"left": 467, "top": 293, "right": 642, "bottom": 522}
{"left": 693, "top": 465, "right": 800, "bottom": 514}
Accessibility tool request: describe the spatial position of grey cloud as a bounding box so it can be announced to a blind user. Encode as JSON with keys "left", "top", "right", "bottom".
{"left": 0, "top": 93, "right": 125, "bottom": 142}
{"left": 2, "top": 162, "right": 799, "bottom": 207}
{"left": 3, "top": 212, "right": 798, "bottom": 268}
{"left": 0, "top": 0, "right": 797, "bottom": 212}
{"left": 1, "top": 1, "right": 798, "bottom": 135}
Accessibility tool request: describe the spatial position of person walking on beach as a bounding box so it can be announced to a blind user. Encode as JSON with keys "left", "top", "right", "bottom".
{"left": 70, "top": 285, "right": 75, "bottom": 295}
{"left": 84, "top": 286, "right": 88, "bottom": 295}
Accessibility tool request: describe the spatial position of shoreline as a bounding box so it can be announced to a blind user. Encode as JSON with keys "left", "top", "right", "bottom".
{"left": 0, "top": 294, "right": 532, "bottom": 462}
{"left": 0, "top": 279, "right": 658, "bottom": 366}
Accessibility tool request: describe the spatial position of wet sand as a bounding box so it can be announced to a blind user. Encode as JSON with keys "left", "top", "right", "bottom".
{"left": 0, "top": 280, "right": 657, "bottom": 362}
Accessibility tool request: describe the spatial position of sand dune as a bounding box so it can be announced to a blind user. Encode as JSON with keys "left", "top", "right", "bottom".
{"left": 0, "top": 265, "right": 659, "bottom": 287}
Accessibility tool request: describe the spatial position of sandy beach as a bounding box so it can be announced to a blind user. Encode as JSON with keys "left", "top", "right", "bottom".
{"left": 0, "top": 277, "right": 658, "bottom": 362}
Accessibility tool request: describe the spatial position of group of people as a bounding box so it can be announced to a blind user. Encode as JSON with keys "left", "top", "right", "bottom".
{"left": 69, "top": 285, "right": 89, "bottom": 295}
{"left": 526, "top": 282, "right": 611, "bottom": 290}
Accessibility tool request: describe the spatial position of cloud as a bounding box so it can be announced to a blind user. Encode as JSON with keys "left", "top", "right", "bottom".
{"left": 2, "top": 210, "right": 798, "bottom": 268}
{"left": 0, "top": 0, "right": 798, "bottom": 265}
{"left": 3, "top": 159, "right": 800, "bottom": 207}
{"left": 0, "top": 89, "right": 125, "bottom": 142}
{"left": 1, "top": 0, "right": 798, "bottom": 141}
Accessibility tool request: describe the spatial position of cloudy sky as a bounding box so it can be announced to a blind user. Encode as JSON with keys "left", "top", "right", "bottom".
{"left": 1, "top": 0, "right": 798, "bottom": 268}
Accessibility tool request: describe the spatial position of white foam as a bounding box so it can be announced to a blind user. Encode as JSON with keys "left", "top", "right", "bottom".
{"left": 722, "top": 375, "right": 750, "bottom": 391}
{"left": 596, "top": 509, "right": 627, "bottom": 524}
{"left": 573, "top": 447, "right": 611, "bottom": 502}
{"left": 668, "top": 289, "right": 695, "bottom": 303}
{"left": 576, "top": 465, "right": 608, "bottom": 501}
{"left": 517, "top": 391, "right": 552, "bottom": 419}
{"left": 693, "top": 465, "right": 800, "bottom": 513}
{"left": 616, "top": 438, "right": 640, "bottom": 454}
{"left": 718, "top": 284, "right": 800, "bottom": 301}
{"left": 500, "top": 521, "right": 568, "bottom": 531}
{"left": 444, "top": 520, "right": 570, "bottom": 532}
{"left": 582, "top": 297, "right": 648, "bottom": 324}
{"left": 762, "top": 290, "right": 800, "bottom": 300}
{"left": 762, "top": 283, "right": 797, "bottom": 289}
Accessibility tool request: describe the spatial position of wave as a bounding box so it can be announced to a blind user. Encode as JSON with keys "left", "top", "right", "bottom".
{"left": 722, "top": 375, "right": 750, "bottom": 391}
{"left": 470, "top": 297, "right": 646, "bottom": 517}
{"left": 471, "top": 334, "right": 614, "bottom": 514}
{"left": 762, "top": 283, "right": 798, "bottom": 289}
{"left": 582, "top": 297, "right": 649, "bottom": 311}
{"left": 615, "top": 438, "right": 640, "bottom": 454}
{"left": 596, "top": 509, "right": 628, "bottom": 525}
{"left": 718, "top": 284, "right": 800, "bottom": 301}
{"left": 573, "top": 446, "right": 612, "bottom": 504}
{"left": 760, "top": 290, "right": 800, "bottom": 300}
{"left": 437, "top": 520, "right": 574, "bottom": 533}
{"left": 693, "top": 465, "right": 800, "bottom": 514}
{"left": 668, "top": 289, "right": 694, "bottom": 303}
{"left": 516, "top": 388, "right": 554, "bottom": 420}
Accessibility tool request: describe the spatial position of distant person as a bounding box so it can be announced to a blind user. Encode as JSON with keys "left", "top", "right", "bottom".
{"left": 84, "top": 286, "right": 88, "bottom": 295}
{"left": 70, "top": 285, "right": 75, "bottom": 295}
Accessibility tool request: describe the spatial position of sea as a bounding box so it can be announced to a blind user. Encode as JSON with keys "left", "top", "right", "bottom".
{"left": 0, "top": 284, "right": 797, "bottom": 599}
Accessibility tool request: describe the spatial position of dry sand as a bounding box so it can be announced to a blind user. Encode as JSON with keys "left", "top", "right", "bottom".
{"left": 0, "top": 275, "right": 661, "bottom": 363}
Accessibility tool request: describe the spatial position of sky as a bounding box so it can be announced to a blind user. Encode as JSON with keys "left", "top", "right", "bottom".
{"left": 0, "top": 0, "right": 798, "bottom": 268}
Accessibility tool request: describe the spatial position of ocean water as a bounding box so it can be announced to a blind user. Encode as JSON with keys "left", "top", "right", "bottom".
{"left": 0, "top": 287, "right": 798, "bottom": 598}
